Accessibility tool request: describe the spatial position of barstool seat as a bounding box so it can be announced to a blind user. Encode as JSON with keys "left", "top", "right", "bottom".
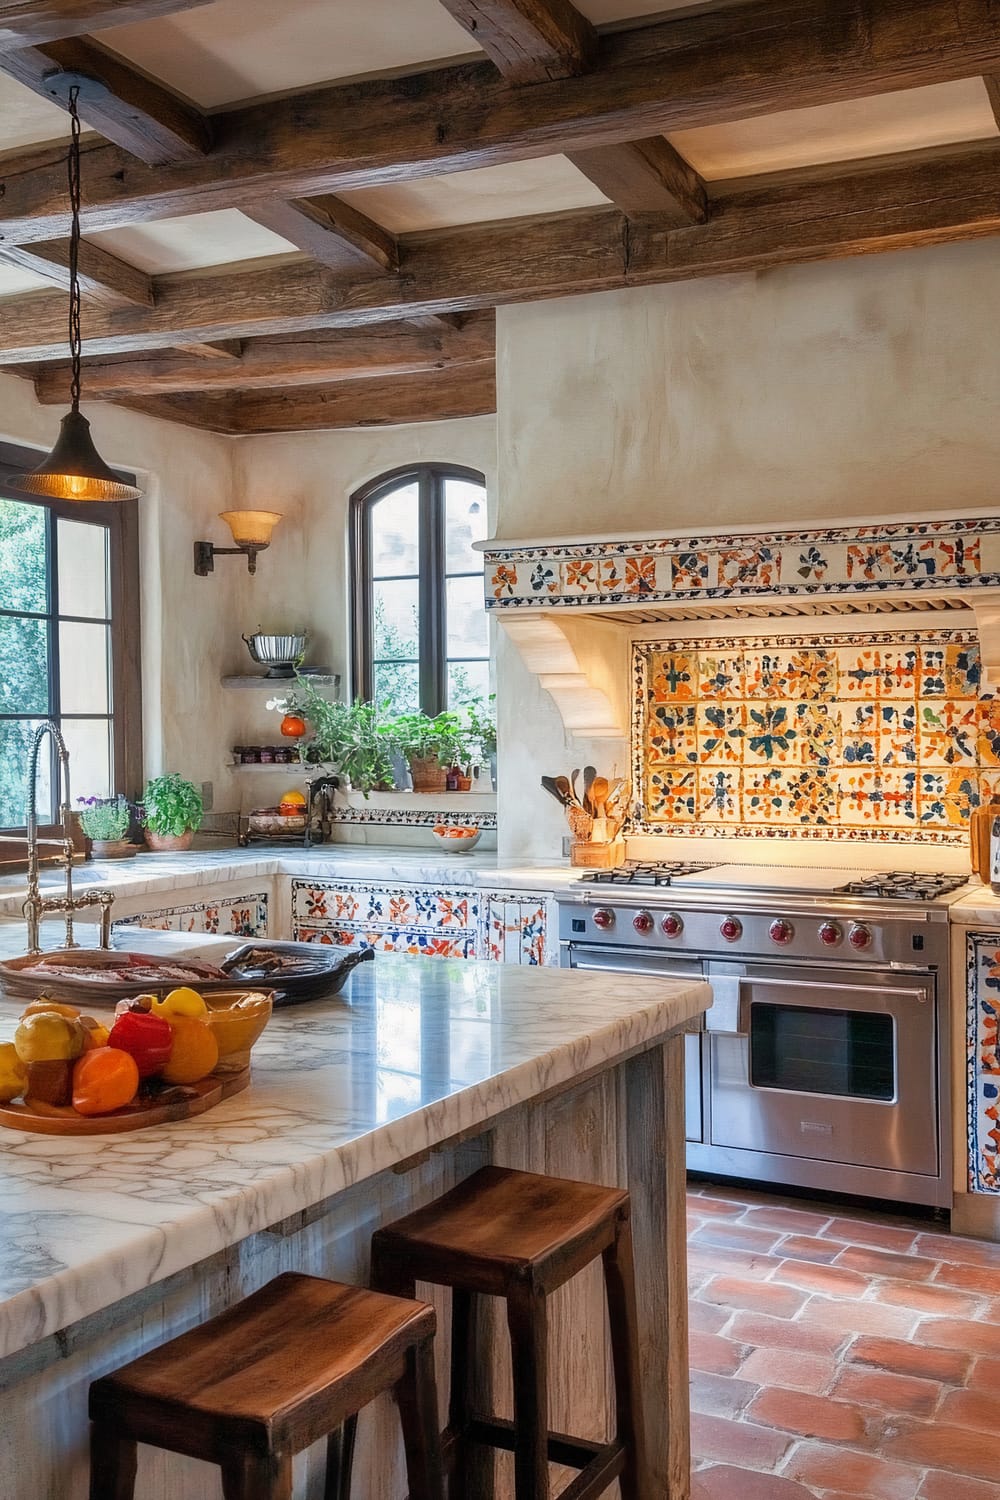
{"left": 371, "top": 1165, "right": 648, "bottom": 1500}
{"left": 88, "top": 1271, "right": 444, "bottom": 1500}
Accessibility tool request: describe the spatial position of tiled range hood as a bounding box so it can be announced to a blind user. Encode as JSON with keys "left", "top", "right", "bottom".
{"left": 481, "top": 513, "right": 1000, "bottom": 738}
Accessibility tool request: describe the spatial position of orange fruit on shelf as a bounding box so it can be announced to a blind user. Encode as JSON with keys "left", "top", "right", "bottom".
{"left": 160, "top": 1017, "right": 219, "bottom": 1084}
{"left": 280, "top": 714, "right": 306, "bottom": 738}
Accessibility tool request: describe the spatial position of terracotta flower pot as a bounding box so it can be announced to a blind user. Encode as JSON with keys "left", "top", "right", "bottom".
{"left": 408, "top": 756, "right": 448, "bottom": 793}
{"left": 144, "top": 828, "right": 195, "bottom": 853}
{"left": 89, "top": 838, "right": 136, "bottom": 860}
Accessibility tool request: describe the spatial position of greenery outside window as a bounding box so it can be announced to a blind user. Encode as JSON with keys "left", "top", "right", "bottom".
{"left": 351, "top": 464, "right": 490, "bottom": 716}
{"left": 0, "top": 440, "right": 142, "bottom": 834}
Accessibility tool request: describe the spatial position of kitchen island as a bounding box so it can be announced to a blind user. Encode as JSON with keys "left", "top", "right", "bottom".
{"left": 0, "top": 938, "right": 709, "bottom": 1499}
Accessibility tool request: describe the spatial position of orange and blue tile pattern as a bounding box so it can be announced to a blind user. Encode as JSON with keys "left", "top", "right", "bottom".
{"left": 965, "top": 932, "right": 1000, "bottom": 1192}
{"left": 633, "top": 630, "right": 995, "bottom": 844}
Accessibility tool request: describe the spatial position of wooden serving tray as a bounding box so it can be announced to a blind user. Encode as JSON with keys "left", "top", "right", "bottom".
{"left": 0, "top": 1067, "right": 249, "bottom": 1135}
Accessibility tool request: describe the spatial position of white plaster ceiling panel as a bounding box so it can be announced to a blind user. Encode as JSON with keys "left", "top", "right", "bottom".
{"left": 671, "top": 78, "right": 999, "bottom": 181}
{"left": 100, "top": 0, "right": 481, "bottom": 108}
{"left": 87, "top": 209, "right": 298, "bottom": 272}
{"left": 0, "top": 73, "right": 72, "bottom": 152}
{"left": 338, "top": 156, "right": 612, "bottom": 233}
{"left": 0, "top": 260, "right": 53, "bottom": 297}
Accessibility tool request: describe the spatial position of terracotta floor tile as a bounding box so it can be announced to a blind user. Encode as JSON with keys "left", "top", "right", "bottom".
{"left": 919, "top": 1470, "right": 1000, "bottom": 1500}
{"left": 689, "top": 1191, "right": 750, "bottom": 1218}
{"left": 783, "top": 1442, "right": 922, "bottom": 1499}
{"left": 702, "top": 1276, "right": 808, "bottom": 1320}
{"left": 690, "top": 1370, "right": 759, "bottom": 1420}
{"left": 799, "top": 1295, "right": 918, "bottom": 1340}
{"left": 778, "top": 1233, "right": 844, "bottom": 1264}
{"left": 967, "top": 1354, "right": 1000, "bottom": 1391}
{"left": 688, "top": 1245, "right": 776, "bottom": 1280}
{"left": 741, "top": 1205, "right": 833, "bottom": 1235}
{"left": 873, "top": 1279, "right": 981, "bottom": 1318}
{"left": 915, "top": 1316, "right": 1000, "bottom": 1357}
{"left": 689, "top": 1299, "right": 732, "bottom": 1334}
{"left": 694, "top": 1463, "right": 820, "bottom": 1500}
{"left": 736, "top": 1346, "right": 836, "bottom": 1393}
{"left": 830, "top": 1365, "right": 942, "bottom": 1418}
{"left": 935, "top": 1387, "right": 1000, "bottom": 1434}
{"left": 915, "top": 1232, "right": 1000, "bottom": 1268}
{"left": 847, "top": 1334, "right": 971, "bottom": 1385}
{"left": 747, "top": 1387, "right": 866, "bottom": 1442}
{"left": 689, "top": 1331, "right": 745, "bottom": 1376}
{"left": 769, "top": 1261, "right": 870, "bottom": 1298}
{"left": 822, "top": 1218, "right": 921, "bottom": 1254}
{"left": 690, "top": 1411, "right": 793, "bottom": 1471}
{"left": 930, "top": 1261, "right": 1000, "bottom": 1295}
{"left": 833, "top": 1245, "right": 937, "bottom": 1282}
{"left": 727, "top": 1310, "right": 846, "bottom": 1356}
{"left": 882, "top": 1422, "right": 1000, "bottom": 1483}
{"left": 691, "top": 1223, "right": 787, "bottom": 1255}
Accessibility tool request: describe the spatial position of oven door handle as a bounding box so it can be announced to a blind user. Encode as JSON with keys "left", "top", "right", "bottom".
{"left": 734, "top": 973, "right": 932, "bottom": 1036}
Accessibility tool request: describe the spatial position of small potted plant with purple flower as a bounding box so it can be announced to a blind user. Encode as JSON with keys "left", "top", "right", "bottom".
{"left": 77, "top": 795, "right": 135, "bottom": 859}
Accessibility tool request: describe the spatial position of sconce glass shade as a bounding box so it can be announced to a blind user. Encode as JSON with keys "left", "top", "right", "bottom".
{"left": 13, "top": 411, "right": 143, "bottom": 503}
{"left": 220, "top": 510, "right": 283, "bottom": 547}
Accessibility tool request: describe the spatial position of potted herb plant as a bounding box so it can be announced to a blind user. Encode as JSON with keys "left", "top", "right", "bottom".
{"left": 77, "top": 795, "right": 134, "bottom": 859}
{"left": 391, "top": 710, "right": 467, "bottom": 793}
{"left": 141, "top": 774, "right": 203, "bottom": 852}
{"left": 275, "top": 680, "right": 395, "bottom": 795}
{"left": 464, "top": 695, "right": 498, "bottom": 790}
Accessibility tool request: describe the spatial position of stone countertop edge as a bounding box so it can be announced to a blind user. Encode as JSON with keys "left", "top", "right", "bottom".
{"left": 0, "top": 964, "right": 710, "bottom": 1362}
{"left": 950, "top": 887, "right": 1000, "bottom": 923}
{"left": 0, "top": 846, "right": 580, "bottom": 916}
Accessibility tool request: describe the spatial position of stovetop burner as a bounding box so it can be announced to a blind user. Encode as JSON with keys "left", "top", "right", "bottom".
{"left": 838, "top": 871, "right": 969, "bottom": 900}
{"left": 582, "top": 861, "right": 716, "bottom": 886}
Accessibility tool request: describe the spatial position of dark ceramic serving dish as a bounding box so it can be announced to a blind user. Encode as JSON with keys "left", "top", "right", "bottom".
{"left": 220, "top": 941, "right": 373, "bottom": 1005}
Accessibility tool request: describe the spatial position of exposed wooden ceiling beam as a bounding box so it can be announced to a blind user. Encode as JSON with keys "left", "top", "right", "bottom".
{"left": 983, "top": 74, "right": 1000, "bottom": 128}
{"left": 0, "top": 0, "right": 214, "bottom": 50}
{"left": 0, "top": 33, "right": 211, "bottom": 164}
{"left": 172, "top": 340, "right": 243, "bottom": 361}
{"left": 4, "top": 0, "right": 1000, "bottom": 241}
{"left": 5, "top": 140, "right": 1000, "bottom": 363}
{"left": 31, "top": 312, "right": 496, "bottom": 398}
{"left": 567, "top": 136, "right": 708, "bottom": 223}
{"left": 245, "top": 196, "right": 399, "bottom": 273}
{"left": 436, "top": 0, "right": 595, "bottom": 84}
{"left": 115, "top": 363, "right": 498, "bottom": 433}
{"left": 0, "top": 235, "right": 151, "bottom": 304}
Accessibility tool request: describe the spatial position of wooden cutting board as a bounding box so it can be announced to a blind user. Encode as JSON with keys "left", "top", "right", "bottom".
{"left": 0, "top": 1067, "right": 249, "bottom": 1135}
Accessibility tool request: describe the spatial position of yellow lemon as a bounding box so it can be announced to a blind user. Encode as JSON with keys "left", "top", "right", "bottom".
{"left": 151, "top": 986, "right": 208, "bottom": 1021}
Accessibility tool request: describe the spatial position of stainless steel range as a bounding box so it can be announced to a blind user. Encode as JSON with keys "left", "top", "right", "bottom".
{"left": 557, "top": 862, "right": 970, "bottom": 1207}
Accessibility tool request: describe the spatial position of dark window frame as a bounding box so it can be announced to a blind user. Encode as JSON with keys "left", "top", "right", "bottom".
{"left": 350, "top": 463, "right": 487, "bottom": 715}
{"left": 0, "top": 439, "right": 143, "bottom": 837}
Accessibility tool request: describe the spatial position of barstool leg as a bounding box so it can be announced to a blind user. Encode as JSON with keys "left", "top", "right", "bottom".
{"left": 447, "top": 1289, "right": 474, "bottom": 1500}
{"left": 324, "top": 1415, "right": 358, "bottom": 1500}
{"left": 89, "top": 1424, "right": 137, "bottom": 1500}
{"left": 395, "top": 1335, "right": 446, "bottom": 1500}
{"left": 505, "top": 1284, "right": 550, "bottom": 1500}
{"left": 220, "top": 1448, "right": 293, "bottom": 1500}
{"left": 602, "top": 1214, "right": 648, "bottom": 1500}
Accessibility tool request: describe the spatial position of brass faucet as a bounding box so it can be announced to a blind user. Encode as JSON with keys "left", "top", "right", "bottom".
{"left": 18, "top": 720, "right": 115, "bottom": 955}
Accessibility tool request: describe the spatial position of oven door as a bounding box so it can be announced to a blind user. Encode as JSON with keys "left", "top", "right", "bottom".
{"left": 564, "top": 943, "right": 705, "bottom": 1142}
{"left": 708, "top": 964, "right": 938, "bottom": 1176}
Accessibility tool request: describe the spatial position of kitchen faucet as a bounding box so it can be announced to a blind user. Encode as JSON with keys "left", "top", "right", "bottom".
{"left": 17, "top": 720, "right": 115, "bottom": 954}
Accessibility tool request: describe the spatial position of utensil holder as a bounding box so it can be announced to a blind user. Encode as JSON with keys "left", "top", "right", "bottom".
{"left": 570, "top": 838, "right": 626, "bottom": 869}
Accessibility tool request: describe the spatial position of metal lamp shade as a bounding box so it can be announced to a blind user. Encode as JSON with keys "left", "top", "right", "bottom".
{"left": 14, "top": 411, "right": 143, "bottom": 503}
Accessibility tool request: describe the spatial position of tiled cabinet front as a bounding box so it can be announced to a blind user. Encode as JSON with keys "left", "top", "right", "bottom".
{"left": 115, "top": 891, "right": 270, "bottom": 939}
{"left": 290, "top": 880, "right": 551, "bottom": 964}
{"left": 965, "top": 929, "right": 1000, "bottom": 1192}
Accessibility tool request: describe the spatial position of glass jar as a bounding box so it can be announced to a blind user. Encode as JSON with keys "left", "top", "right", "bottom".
{"left": 242, "top": 746, "right": 260, "bottom": 764}
{"left": 259, "top": 746, "right": 275, "bottom": 765}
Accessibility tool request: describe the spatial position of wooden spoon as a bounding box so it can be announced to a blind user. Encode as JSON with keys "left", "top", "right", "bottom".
{"left": 540, "top": 776, "right": 572, "bottom": 807}
{"left": 553, "top": 774, "right": 576, "bottom": 806}
{"left": 590, "top": 775, "right": 610, "bottom": 817}
{"left": 582, "top": 765, "right": 597, "bottom": 815}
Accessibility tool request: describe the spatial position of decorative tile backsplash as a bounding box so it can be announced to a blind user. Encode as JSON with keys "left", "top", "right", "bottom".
{"left": 631, "top": 629, "right": 998, "bottom": 844}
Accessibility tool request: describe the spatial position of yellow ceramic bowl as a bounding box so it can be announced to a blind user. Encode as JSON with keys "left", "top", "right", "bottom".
{"left": 203, "top": 990, "right": 273, "bottom": 1074}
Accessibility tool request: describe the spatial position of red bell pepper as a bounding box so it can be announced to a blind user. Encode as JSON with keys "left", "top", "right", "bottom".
{"left": 107, "top": 1011, "right": 173, "bottom": 1079}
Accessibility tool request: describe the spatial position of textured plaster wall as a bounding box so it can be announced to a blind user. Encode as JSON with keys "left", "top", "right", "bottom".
{"left": 494, "top": 240, "right": 1000, "bottom": 862}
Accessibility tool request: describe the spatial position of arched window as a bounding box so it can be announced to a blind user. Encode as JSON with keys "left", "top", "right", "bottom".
{"left": 351, "top": 464, "right": 489, "bottom": 716}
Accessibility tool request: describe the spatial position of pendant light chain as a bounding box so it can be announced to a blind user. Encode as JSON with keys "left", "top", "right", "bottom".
{"left": 67, "top": 83, "right": 83, "bottom": 414}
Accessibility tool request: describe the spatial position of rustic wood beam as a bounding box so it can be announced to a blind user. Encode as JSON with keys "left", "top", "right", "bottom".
{"left": 172, "top": 340, "right": 243, "bottom": 361}
{"left": 115, "top": 364, "right": 497, "bottom": 433}
{"left": 437, "top": 0, "right": 595, "bottom": 84}
{"left": 31, "top": 312, "right": 496, "bottom": 398}
{"left": 6, "top": 141, "right": 1000, "bottom": 362}
{"left": 0, "top": 235, "right": 152, "bottom": 305}
{"left": 4, "top": 0, "right": 1000, "bottom": 241}
{"left": 0, "top": 0, "right": 214, "bottom": 50}
{"left": 0, "top": 34, "right": 211, "bottom": 164}
{"left": 245, "top": 196, "right": 399, "bottom": 273}
{"left": 983, "top": 73, "right": 1000, "bottom": 129}
{"left": 567, "top": 136, "right": 708, "bottom": 223}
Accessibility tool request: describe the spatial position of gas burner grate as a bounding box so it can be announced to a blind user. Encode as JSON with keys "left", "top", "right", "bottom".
{"left": 839, "top": 872, "right": 969, "bottom": 901}
{"left": 581, "top": 861, "right": 716, "bottom": 887}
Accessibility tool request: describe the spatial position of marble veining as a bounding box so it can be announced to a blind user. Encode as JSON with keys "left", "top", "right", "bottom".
{"left": 0, "top": 945, "right": 709, "bottom": 1360}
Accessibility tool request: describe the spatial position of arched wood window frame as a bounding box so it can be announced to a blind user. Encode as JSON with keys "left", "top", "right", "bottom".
{"left": 350, "top": 463, "right": 487, "bottom": 715}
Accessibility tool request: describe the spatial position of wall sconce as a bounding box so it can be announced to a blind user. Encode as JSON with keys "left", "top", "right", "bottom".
{"left": 194, "top": 510, "right": 282, "bottom": 577}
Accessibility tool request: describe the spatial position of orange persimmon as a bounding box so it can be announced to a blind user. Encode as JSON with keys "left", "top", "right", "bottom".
{"left": 280, "top": 714, "right": 306, "bottom": 738}
{"left": 72, "top": 1047, "right": 140, "bottom": 1116}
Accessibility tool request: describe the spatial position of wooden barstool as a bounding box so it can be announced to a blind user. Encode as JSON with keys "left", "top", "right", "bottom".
{"left": 88, "top": 1271, "right": 445, "bottom": 1500}
{"left": 371, "top": 1165, "right": 648, "bottom": 1500}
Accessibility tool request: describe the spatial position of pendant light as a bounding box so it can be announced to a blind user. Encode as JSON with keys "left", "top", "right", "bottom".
{"left": 13, "top": 81, "right": 143, "bottom": 503}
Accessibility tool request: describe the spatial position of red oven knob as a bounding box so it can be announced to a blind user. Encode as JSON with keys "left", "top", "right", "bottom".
{"left": 818, "top": 921, "right": 842, "bottom": 947}
{"left": 849, "top": 922, "right": 872, "bottom": 950}
{"left": 769, "top": 918, "right": 794, "bottom": 946}
{"left": 593, "top": 908, "right": 615, "bottom": 930}
{"left": 662, "top": 912, "right": 684, "bottom": 938}
{"left": 720, "top": 916, "right": 743, "bottom": 942}
{"left": 633, "top": 911, "right": 654, "bottom": 935}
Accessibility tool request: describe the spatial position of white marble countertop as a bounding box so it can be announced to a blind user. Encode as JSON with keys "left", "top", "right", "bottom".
{"left": 0, "top": 937, "right": 710, "bottom": 1361}
{"left": 0, "top": 844, "right": 578, "bottom": 918}
{"left": 950, "top": 884, "right": 1000, "bottom": 924}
